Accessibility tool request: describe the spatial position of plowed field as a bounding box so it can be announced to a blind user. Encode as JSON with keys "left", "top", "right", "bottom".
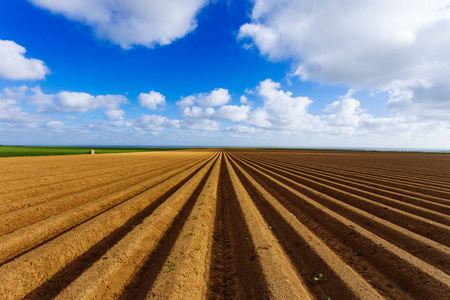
{"left": 0, "top": 149, "right": 449, "bottom": 299}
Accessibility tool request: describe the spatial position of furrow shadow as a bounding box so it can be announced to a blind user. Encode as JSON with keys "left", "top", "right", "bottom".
{"left": 206, "top": 154, "right": 270, "bottom": 299}
{"left": 22, "top": 156, "right": 215, "bottom": 300}
{"left": 118, "top": 156, "right": 216, "bottom": 300}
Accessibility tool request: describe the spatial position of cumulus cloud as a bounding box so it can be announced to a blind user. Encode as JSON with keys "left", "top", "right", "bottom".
{"left": 387, "top": 83, "right": 450, "bottom": 121}
{"left": 0, "top": 39, "right": 49, "bottom": 80}
{"left": 239, "top": 0, "right": 450, "bottom": 87}
{"left": 44, "top": 121, "right": 64, "bottom": 131}
{"left": 196, "top": 88, "right": 231, "bottom": 107}
{"left": 2, "top": 80, "right": 448, "bottom": 147}
{"left": 243, "top": 79, "right": 450, "bottom": 142}
{"left": 176, "top": 88, "right": 231, "bottom": 108}
{"left": 27, "top": 87, "right": 127, "bottom": 113}
{"left": 227, "top": 125, "right": 257, "bottom": 133}
{"left": 325, "top": 98, "right": 364, "bottom": 116}
{"left": 137, "top": 113, "right": 220, "bottom": 132}
{"left": 138, "top": 91, "right": 166, "bottom": 110}
{"left": 136, "top": 113, "right": 219, "bottom": 133}
{"left": 176, "top": 95, "right": 196, "bottom": 109}
{"left": 175, "top": 87, "right": 245, "bottom": 127}
{"left": 240, "top": 95, "right": 250, "bottom": 104}
{"left": 57, "top": 92, "right": 127, "bottom": 113}
{"left": 215, "top": 105, "right": 250, "bottom": 122}
{"left": 181, "top": 119, "right": 219, "bottom": 131}
{"left": 54, "top": 91, "right": 96, "bottom": 113}
{"left": 104, "top": 109, "right": 125, "bottom": 121}
{"left": 248, "top": 79, "right": 319, "bottom": 130}
{"left": 182, "top": 106, "right": 215, "bottom": 119}
{"left": 322, "top": 98, "right": 371, "bottom": 132}
{"left": 0, "top": 87, "right": 32, "bottom": 123}
{"left": 182, "top": 104, "right": 249, "bottom": 123}
{"left": 29, "top": 0, "right": 209, "bottom": 49}
{"left": 138, "top": 114, "right": 180, "bottom": 131}
{"left": 239, "top": 0, "right": 450, "bottom": 121}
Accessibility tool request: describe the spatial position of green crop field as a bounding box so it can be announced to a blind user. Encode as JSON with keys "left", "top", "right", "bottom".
{"left": 0, "top": 146, "right": 189, "bottom": 157}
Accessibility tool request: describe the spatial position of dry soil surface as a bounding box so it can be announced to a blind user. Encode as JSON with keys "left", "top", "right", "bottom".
{"left": 0, "top": 149, "right": 449, "bottom": 299}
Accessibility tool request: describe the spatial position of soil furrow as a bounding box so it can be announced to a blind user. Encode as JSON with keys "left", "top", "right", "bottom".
{"left": 0, "top": 154, "right": 215, "bottom": 264}
{"left": 0, "top": 155, "right": 208, "bottom": 236}
{"left": 245, "top": 150, "right": 450, "bottom": 182}
{"left": 0, "top": 154, "right": 217, "bottom": 299}
{"left": 236, "top": 153, "right": 450, "bottom": 212}
{"left": 230, "top": 152, "right": 450, "bottom": 299}
{"left": 227, "top": 154, "right": 382, "bottom": 299}
{"left": 0, "top": 151, "right": 205, "bottom": 184}
{"left": 0, "top": 153, "right": 178, "bottom": 188}
{"left": 224, "top": 153, "right": 314, "bottom": 298}
{"left": 238, "top": 152, "right": 450, "bottom": 200}
{"left": 206, "top": 154, "right": 272, "bottom": 299}
{"left": 0, "top": 154, "right": 208, "bottom": 203}
{"left": 51, "top": 154, "right": 218, "bottom": 300}
{"left": 229, "top": 153, "right": 450, "bottom": 276}
{"left": 0, "top": 149, "right": 448, "bottom": 299}
{"left": 236, "top": 154, "right": 450, "bottom": 228}
{"left": 236, "top": 154, "right": 450, "bottom": 246}
{"left": 120, "top": 153, "right": 221, "bottom": 300}
{"left": 240, "top": 150, "right": 450, "bottom": 190}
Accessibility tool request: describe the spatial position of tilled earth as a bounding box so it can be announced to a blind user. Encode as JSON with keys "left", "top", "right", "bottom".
{"left": 0, "top": 149, "right": 449, "bottom": 299}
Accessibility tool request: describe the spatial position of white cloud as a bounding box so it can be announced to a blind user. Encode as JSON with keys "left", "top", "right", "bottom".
{"left": 324, "top": 98, "right": 365, "bottom": 116}
{"left": 57, "top": 92, "right": 127, "bottom": 113}
{"left": 182, "top": 106, "right": 215, "bottom": 119}
{"left": 176, "top": 95, "right": 196, "bottom": 109}
{"left": 239, "top": 0, "right": 450, "bottom": 88}
{"left": 176, "top": 88, "right": 231, "bottom": 108}
{"left": 227, "top": 125, "right": 257, "bottom": 133}
{"left": 138, "top": 91, "right": 166, "bottom": 110}
{"left": 29, "top": 87, "right": 53, "bottom": 112}
{"left": 323, "top": 98, "right": 370, "bottom": 130}
{"left": 387, "top": 83, "right": 450, "bottom": 121}
{"left": 55, "top": 91, "right": 96, "bottom": 113}
{"left": 2, "top": 81, "right": 449, "bottom": 148}
{"left": 215, "top": 105, "right": 250, "bottom": 122}
{"left": 138, "top": 114, "right": 180, "bottom": 131}
{"left": 181, "top": 119, "right": 219, "bottom": 131}
{"left": 240, "top": 95, "right": 249, "bottom": 104}
{"left": 26, "top": 87, "right": 128, "bottom": 113}
{"left": 182, "top": 104, "right": 249, "bottom": 123}
{"left": 197, "top": 88, "right": 231, "bottom": 107}
{"left": 0, "top": 40, "right": 49, "bottom": 80}
{"left": 104, "top": 109, "right": 125, "bottom": 121}
{"left": 0, "top": 97, "right": 29, "bottom": 123}
{"left": 239, "top": 0, "right": 450, "bottom": 121}
{"left": 29, "top": 0, "right": 209, "bottom": 49}
{"left": 244, "top": 79, "right": 450, "bottom": 142}
{"left": 134, "top": 113, "right": 223, "bottom": 134}
{"left": 248, "top": 79, "right": 319, "bottom": 130}
{"left": 0, "top": 86, "right": 41, "bottom": 124}
{"left": 174, "top": 88, "right": 238, "bottom": 129}
{"left": 44, "top": 120, "right": 64, "bottom": 128}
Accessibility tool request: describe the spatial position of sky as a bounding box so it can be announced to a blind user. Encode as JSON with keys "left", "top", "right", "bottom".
{"left": 1, "top": 0, "right": 450, "bottom": 149}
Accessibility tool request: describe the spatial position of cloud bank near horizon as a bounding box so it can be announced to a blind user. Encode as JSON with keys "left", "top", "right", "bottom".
{"left": 1, "top": 79, "right": 449, "bottom": 148}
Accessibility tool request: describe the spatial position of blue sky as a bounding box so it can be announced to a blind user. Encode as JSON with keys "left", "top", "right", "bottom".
{"left": 1, "top": 0, "right": 449, "bottom": 148}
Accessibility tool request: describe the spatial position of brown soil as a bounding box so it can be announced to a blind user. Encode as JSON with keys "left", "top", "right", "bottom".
{"left": 0, "top": 149, "right": 449, "bottom": 299}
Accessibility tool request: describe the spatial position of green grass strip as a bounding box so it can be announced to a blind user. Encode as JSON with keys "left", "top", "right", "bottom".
{"left": 0, "top": 146, "right": 191, "bottom": 157}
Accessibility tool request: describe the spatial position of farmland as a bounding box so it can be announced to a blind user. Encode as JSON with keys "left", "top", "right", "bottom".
{"left": 0, "top": 149, "right": 449, "bottom": 299}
